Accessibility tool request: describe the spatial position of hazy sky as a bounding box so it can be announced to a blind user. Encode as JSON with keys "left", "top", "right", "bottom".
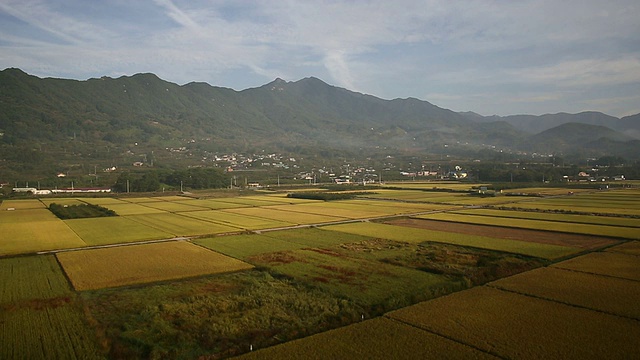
{"left": 1, "top": 0, "right": 639, "bottom": 117}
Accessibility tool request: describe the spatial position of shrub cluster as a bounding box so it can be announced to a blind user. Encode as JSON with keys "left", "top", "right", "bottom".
{"left": 49, "top": 203, "right": 117, "bottom": 219}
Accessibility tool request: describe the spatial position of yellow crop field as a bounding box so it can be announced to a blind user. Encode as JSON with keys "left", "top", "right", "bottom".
{"left": 0, "top": 208, "right": 57, "bottom": 224}
{"left": 0, "top": 218, "right": 86, "bottom": 255}
{"left": 606, "top": 241, "right": 640, "bottom": 256}
{"left": 134, "top": 200, "right": 210, "bottom": 212}
{"left": 237, "top": 317, "right": 495, "bottom": 360}
{"left": 387, "top": 286, "right": 640, "bottom": 359}
{"left": 172, "top": 199, "right": 250, "bottom": 210}
{"left": 0, "top": 199, "right": 45, "bottom": 210}
{"left": 82, "top": 197, "right": 128, "bottom": 205}
{"left": 101, "top": 203, "right": 167, "bottom": 215}
{"left": 489, "top": 267, "right": 640, "bottom": 320}
{"left": 418, "top": 212, "right": 640, "bottom": 239}
{"left": 64, "top": 217, "right": 172, "bottom": 245}
{"left": 552, "top": 251, "right": 640, "bottom": 281}
{"left": 57, "top": 241, "right": 254, "bottom": 290}
{"left": 122, "top": 197, "right": 167, "bottom": 203}
{"left": 224, "top": 206, "right": 345, "bottom": 225}
{"left": 455, "top": 208, "right": 640, "bottom": 228}
{"left": 183, "top": 209, "right": 293, "bottom": 230}
{"left": 265, "top": 203, "right": 383, "bottom": 219}
{"left": 128, "top": 213, "right": 239, "bottom": 236}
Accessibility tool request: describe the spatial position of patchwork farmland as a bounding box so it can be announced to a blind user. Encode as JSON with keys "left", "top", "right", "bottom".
{"left": 1, "top": 186, "right": 639, "bottom": 359}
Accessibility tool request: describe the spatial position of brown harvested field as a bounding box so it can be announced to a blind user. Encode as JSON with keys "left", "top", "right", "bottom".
{"left": 606, "top": 241, "right": 640, "bottom": 256}
{"left": 551, "top": 251, "right": 640, "bottom": 281}
{"left": 387, "top": 286, "right": 640, "bottom": 359}
{"left": 57, "top": 241, "right": 254, "bottom": 290}
{"left": 489, "top": 267, "right": 640, "bottom": 319}
{"left": 387, "top": 218, "right": 618, "bottom": 249}
{"left": 236, "top": 317, "right": 498, "bottom": 360}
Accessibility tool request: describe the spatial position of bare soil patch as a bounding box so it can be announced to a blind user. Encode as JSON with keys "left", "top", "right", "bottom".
{"left": 387, "top": 218, "right": 618, "bottom": 249}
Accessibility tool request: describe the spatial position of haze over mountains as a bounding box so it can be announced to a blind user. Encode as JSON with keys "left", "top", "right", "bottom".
{"left": 1, "top": 68, "right": 639, "bottom": 161}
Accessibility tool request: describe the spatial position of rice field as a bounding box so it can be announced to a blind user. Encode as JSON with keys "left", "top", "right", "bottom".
{"left": 0, "top": 199, "right": 46, "bottom": 210}
{"left": 132, "top": 200, "right": 211, "bottom": 212}
{"left": 606, "top": 241, "right": 640, "bottom": 256}
{"left": 195, "top": 233, "right": 308, "bottom": 259}
{"left": 56, "top": 241, "right": 254, "bottom": 290}
{"left": 0, "top": 215, "right": 87, "bottom": 255}
{"left": 236, "top": 317, "right": 495, "bottom": 360}
{"left": 489, "top": 267, "right": 640, "bottom": 319}
{"left": 0, "top": 255, "right": 104, "bottom": 359}
{"left": 0, "top": 255, "right": 71, "bottom": 303}
{"left": 551, "top": 251, "right": 640, "bottom": 281}
{"left": 455, "top": 208, "right": 640, "bottom": 228}
{"left": 323, "top": 222, "right": 579, "bottom": 259}
{"left": 64, "top": 217, "right": 172, "bottom": 245}
{"left": 387, "top": 286, "right": 640, "bottom": 359}
{"left": 417, "top": 212, "right": 640, "bottom": 239}
{"left": 224, "top": 206, "right": 345, "bottom": 225}
{"left": 182, "top": 209, "right": 293, "bottom": 230}
{"left": 264, "top": 203, "right": 386, "bottom": 219}
{"left": 127, "top": 213, "right": 239, "bottom": 236}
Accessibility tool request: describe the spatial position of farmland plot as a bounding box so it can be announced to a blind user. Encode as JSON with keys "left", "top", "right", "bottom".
{"left": 606, "top": 241, "right": 640, "bottom": 256}
{"left": 0, "top": 255, "right": 104, "bottom": 359}
{"left": 456, "top": 208, "right": 640, "bottom": 228}
{"left": 183, "top": 209, "right": 293, "bottom": 230}
{"left": 99, "top": 202, "right": 166, "bottom": 215}
{"left": 323, "top": 222, "right": 578, "bottom": 259}
{"left": 0, "top": 199, "right": 45, "bottom": 210}
{"left": 388, "top": 286, "right": 640, "bottom": 359}
{"left": 133, "top": 200, "right": 210, "bottom": 212}
{"left": 0, "top": 210, "right": 86, "bottom": 255}
{"left": 0, "top": 255, "right": 71, "bottom": 303}
{"left": 195, "top": 233, "right": 308, "bottom": 259}
{"left": 224, "top": 206, "right": 347, "bottom": 225}
{"left": 172, "top": 198, "right": 250, "bottom": 210}
{"left": 418, "top": 212, "right": 640, "bottom": 239}
{"left": 389, "top": 218, "right": 618, "bottom": 250}
{"left": 1, "top": 305, "right": 105, "bottom": 360}
{"left": 64, "top": 217, "right": 172, "bottom": 245}
{"left": 265, "top": 203, "right": 383, "bottom": 219}
{"left": 236, "top": 317, "right": 497, "bottom": 360}
{"left": 127, "top": 213, "right": 238, "bottom": 236}
{"left": 552, "top": 251, "right": 640, "bottom": 281}
{"left": 57, "top": 241, "right": 254, "bottom": 290}
{"left": 489, "top": 267, "right": 640, "bottom": 319}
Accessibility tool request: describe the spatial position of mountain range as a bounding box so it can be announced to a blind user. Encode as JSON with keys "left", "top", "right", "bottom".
{"left": 1, "top": 68, "right": 639, "bottom": 168}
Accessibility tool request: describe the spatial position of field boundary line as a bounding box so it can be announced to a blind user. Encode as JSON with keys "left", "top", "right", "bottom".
{"left": 485, "top": 284, "right": 640, "bottom": 322}
{"left": 549, "top": 264, "right": 640, "bottom": 283}
{"left": 36, "top": 236, "right": 191, "bottom": 255}
{"left": 383, "top": 314, "right": 508, "bottom": 359}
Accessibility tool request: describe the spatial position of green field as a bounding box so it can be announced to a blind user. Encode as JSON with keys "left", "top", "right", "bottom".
{"left": 224, "top": 206, "right": 345, "bottom": 225}
{"left": 195, "top": 233, "right": 309, "bottom": 259}
{"left": 0, "top": 255, "right": 104, "bottom": 359}
{"left": 0, "top": 199, "right": 46, "bottom": 210}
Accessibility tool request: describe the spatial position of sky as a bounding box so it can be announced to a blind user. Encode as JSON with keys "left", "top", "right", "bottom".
{"left": 1, "top": 0, "right": 639, "bottom": 117}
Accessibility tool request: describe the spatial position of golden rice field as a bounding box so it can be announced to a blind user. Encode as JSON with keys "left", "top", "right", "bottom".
{"left": 417, "top": 212, "right": 640, "bottom": 239}
{"left": 455, "top": 208, "right": 640, "bottom": 228}
{"left": 224, "top": 206, "right": 346, "bottom": 225}
{"left": 489, "top": 267, "right": 640, "bottom": 320}
{"left": 552, "top": 251, "right": 640, "bottom": 281}
{"left": 64, "top": 216, "right": 172, "bottom": 245}
{"left": 606, "top": 241, "right": 640, "bottom": 256}
{"left": 56, "top": 241, "right": 254, "bottom": 290}
{"left": 387, "top": 286, "right": 640, "bottom": 359}
{"left": 127, "top": 213, "right": 239, "bottom": 236}
{"left": 0, "top": 211, "right": 86, "bottom": 255}
{"left": 0, "top": 199, "right": 45, "bottom": 210}
{"left": 182, "top": 209, "right": 293, "bottom": 230}
{"left": 236, "top": 317, "right": 495, "bottom": 360}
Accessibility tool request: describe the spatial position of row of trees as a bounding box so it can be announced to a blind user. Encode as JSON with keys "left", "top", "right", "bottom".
{"left": 112, "top": 167, "right": 228, "bottom": 192}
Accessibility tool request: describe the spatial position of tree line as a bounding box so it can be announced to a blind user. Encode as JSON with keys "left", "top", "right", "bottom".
{"left": 112, "top": 167, "right": 228, "bottom": 192}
